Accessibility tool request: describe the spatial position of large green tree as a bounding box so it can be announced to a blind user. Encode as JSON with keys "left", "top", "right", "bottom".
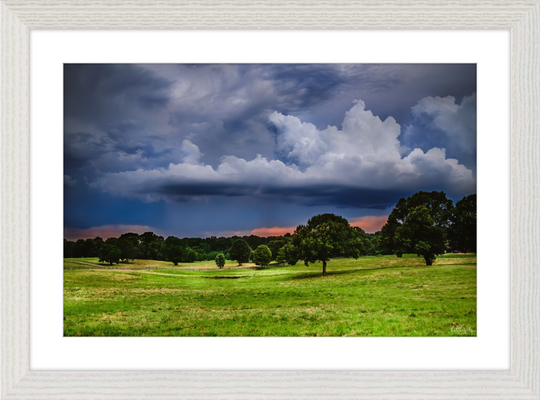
{"left": 448, "top": 193, "right": 477, "bottom": 253}
{"left": 229, "top": 239, "right": 252, "bottom": 266}
{"left": 252, "top": 245, "right": 272, "bottom": 267}
{"left": 400, "top": 205, "right": 446, "bottom": 265}
{"left": 378, "top": 191, "right": 453, "bottom": 257}
{"left": 292, "top": 213, "right": 361, "bottom": 276}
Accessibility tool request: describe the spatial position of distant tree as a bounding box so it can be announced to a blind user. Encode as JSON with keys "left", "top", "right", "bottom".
{"left": 83, "top": 238, "right": 97, "bottom": 257}
{"left": 243, "top": 234, "right": 267, "bottom": 251}
{"left": 105, "top": 237, "right": 119, "bottom": 246}
{"left": 215, "top": 253, "right": 225, "bottom": 269}
{"left": 229, "top": 239, "right": 252, "bottom": 266}
{"left": 448, "top": 194, "right": 477, "bottom": 253}
{"left": 275, "top": 248, "right": 286, "bottom": 265}
{"left": 252, "top": 245, "right": 272, "bottom": 267}
{"left": 378, "top": 217, "right": 402, "bottom": 257}
{"left": 93, "top": 237, "right": 105, "bottom": 254}
{"left": 351, "top": 227, "right": 368, "bottom": 256}
{"left": 99, "top": 244, "right": 121, "bottom": 265}
{"left": 215, "top": 237, "right": 233, "bottom": 252}
{"left": 207, "top": 251, "right": 221, "bottom": 262}
{"left": 64, "top": 240, "right": 75, "bottom": 258}
{"left": 267, "top": 239, "right": 287, "bottom": 261}
{"left": 72, "top": 239, "right": 86, "bottom": 258}
{"left": 276, "top": 243, "right": 298, "bottom": 265}
{"left": 182, "top": 247, "right": 197, "bottom": 263}
{"left": 117, "top": 238, "right": 137, "bottom": 263}
{"left": 163, "top": 236, "right": 184, "bottom": 265}
{"left": 400, "top": 205, "right": 446, "bottom": 266}
{"left": 138, "top": 232, "right": 164, "bottom": 260}
{"left": 292, "top": 213, "right": 360, "bottom": 276}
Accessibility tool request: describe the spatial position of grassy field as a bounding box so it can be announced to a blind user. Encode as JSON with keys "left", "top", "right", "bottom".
{"left": 64, "top": 254, "right": 476, "bottom": 337}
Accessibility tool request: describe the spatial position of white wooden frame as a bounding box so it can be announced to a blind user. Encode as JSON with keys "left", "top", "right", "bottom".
{"left": 1, "top": 1, "right": 539, "bottom": 399}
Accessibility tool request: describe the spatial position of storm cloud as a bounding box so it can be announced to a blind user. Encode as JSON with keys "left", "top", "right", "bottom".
{"left": 65, "top": 64, "right": 476, "bottom": 238}
{"left": 91, "top": 100, "right": 474, "bottom": 206}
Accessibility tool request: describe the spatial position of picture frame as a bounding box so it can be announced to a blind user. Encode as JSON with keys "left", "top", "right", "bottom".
{"left": 1, "top": 1, "right": 538, "bottom": 398}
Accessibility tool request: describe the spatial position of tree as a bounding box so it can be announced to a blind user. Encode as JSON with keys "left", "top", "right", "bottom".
{"left": 229, "top": 239, "right": 252, "bottom": 266}
{"left": 448, "top": 194, "right": 477, "bottom": 253}
{"left": 378, "top": 217, "right": 404, "bottom": 257}
{"left": 117, "top": 238, "right": 137, "bottom": 263}
{"left": 400, "top": 205, "right": 446, "bottom": 265}
{"left": 163, "top": 236, "right": 184, "bottom": 265}
{"left": 83, "top": 238, "right": 97, "bottom": 257}
{"left": 378, "top": 191, "right": 453, "bottom": 257}
{"left": 351, "top": 227, "right": 368, "bottom": 256}
{"left": 72, "top": 239, "right": 86, "bottom": 258}
{"left": 138, "top": 232, "right": 164, "bottom": 260}
{"left": 267, "top": 239, "right": 287, "bottom": 261}
{"left": 64, "top": 240, "right": 75, "bottom": 258}
{"left": 98, "top": 244, "right": 121, "bottom": 265}
{"left": 93, "top": 237, "right": 105, "bottom": 255}
{"left": 292, "top": 213, "right": 360, "bottom": 276}
{"left": 215, "top": 253, "right": 225, "bottom": 269}
{"left": 182, "top": 247, "right": 197, "bottom": 263}
{"left": 207, "top": 251, "right": 221, "bottom": 262}
{"left": 276, "top": 243, "right": 298, "bottom": 265}
{"left": 252, "top": 245, "right": 272, "bottom": 267}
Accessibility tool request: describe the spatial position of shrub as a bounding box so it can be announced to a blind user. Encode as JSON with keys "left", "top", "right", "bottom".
{"left": 215, "top": 253, "right": 225, "bottom": 269}
{"left": 252, "top": 245, "right": 272, "bottom": 267}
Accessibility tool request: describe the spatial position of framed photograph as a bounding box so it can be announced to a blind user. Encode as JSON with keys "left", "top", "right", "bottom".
{"left": 2, "top": 1, "right": 539, "bottom": 399}
{"left": 61, "top": 61, "right": 480, "bottom": 339}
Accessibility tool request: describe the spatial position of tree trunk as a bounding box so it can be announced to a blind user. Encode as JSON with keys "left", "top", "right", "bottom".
{"left": 396, "top": 252, "right": 402, "bottom": 258}
{"left": 322, "top": 260, "right": 327, "bottom": 276}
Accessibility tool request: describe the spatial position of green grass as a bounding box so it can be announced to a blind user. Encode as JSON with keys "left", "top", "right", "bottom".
{"left": 63, "top": 254, "right": 476, "bottom": 337}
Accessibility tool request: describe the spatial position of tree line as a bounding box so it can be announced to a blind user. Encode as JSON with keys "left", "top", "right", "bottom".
{"left": 64, "top": 229, "right": 380, "bottom": 266}
{"left": 223, "top": 191, "right": 475, "bottom": 274}
{"left": 64, "top": 191, "right": 476, "bottom": 274}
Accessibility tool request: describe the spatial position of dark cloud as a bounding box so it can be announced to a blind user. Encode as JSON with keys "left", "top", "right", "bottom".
{"left": 144, "top": 180, "right": 408, "bottom": 209}
{"left": 65, "top": 63, "right": 476, "bottom": 238}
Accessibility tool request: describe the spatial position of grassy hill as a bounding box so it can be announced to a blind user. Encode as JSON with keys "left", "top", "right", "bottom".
{"left": 63, "top": 254, "right": 476, "bottom": 336}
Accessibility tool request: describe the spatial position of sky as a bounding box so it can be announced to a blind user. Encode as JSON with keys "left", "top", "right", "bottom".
{"left": 64, "top": 64, "right": 476, "bottom": 240}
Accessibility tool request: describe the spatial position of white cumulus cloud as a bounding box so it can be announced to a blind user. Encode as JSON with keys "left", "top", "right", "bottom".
{"left": 91, "top": 100, "right": 475, "bottom": 206}
{"left": 404, "top": 93, "right": 476, "bottom": 156}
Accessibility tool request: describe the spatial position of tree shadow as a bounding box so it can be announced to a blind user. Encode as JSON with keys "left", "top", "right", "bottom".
{"left": 435, "top": 262, "right": 477, "bottom": 267}
{"left": 288, "top": 265, "right": 419, "bottom": 280}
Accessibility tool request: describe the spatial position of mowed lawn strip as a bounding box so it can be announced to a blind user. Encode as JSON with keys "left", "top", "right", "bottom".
{"left": 64, "top": 254, "right": 476, "bottom": 337}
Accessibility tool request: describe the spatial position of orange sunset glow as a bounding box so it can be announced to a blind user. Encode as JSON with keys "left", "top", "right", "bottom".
{"left": 250, "top": 226, "right": 295, "bottom": 237}
{"left": 350, "top": 215, "right": 388, "bottom": 233}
